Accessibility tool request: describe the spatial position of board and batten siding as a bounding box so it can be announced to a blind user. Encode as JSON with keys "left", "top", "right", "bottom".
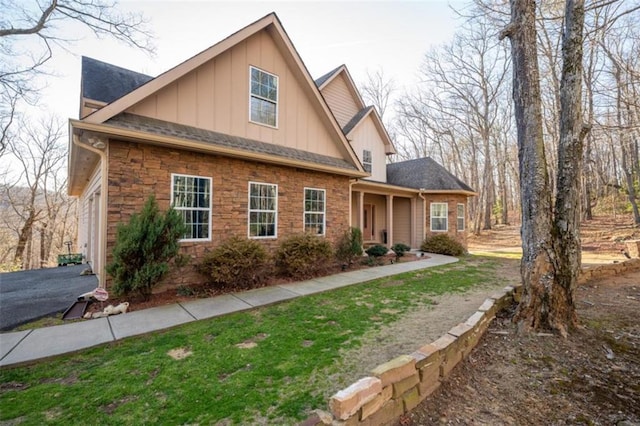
{"left": 392, "top": 197, "right": 411, "bottom": 246}
{"left": 126, "top": 30, "right": 343, "bottom": 159}
{"left": 349, "top": 115, "right": 388, "bottom": 182}
{"left": 320, "top": 73, "right": 361, "bottom": 128}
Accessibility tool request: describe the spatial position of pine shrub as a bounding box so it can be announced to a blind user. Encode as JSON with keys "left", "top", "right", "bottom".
{"left": 365, "top": 244, "right": 389, "bottom": 258}
{"left": 197, "top": 237, "right": 269, "bottom": 290}
{"left": 335, "top": 227, "right": 363, "bottom": 267}
{"left": 275, "top": 233, "right": 333, "bottom": 279}
{"left": 391, "top": 243, "right": 411, "bottom": 260}
{"left": 106, "top": 195, "right": 186, "bottom": 300}
{"left": 420, "top": 234, "right": 466, "bottom": 256}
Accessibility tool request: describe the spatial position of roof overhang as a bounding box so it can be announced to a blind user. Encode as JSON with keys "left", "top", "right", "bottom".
{"left": 352, "top": 179, "right": 476, "bottom": 197}
{"left": 70, "top": 119, "right": 369, "bottom": 181}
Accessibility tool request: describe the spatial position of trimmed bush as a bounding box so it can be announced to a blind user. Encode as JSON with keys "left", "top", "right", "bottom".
{"left": 106, "top": 195, "right": 186, "bottom": 300}
{"left": 420, "top": 234, "right": 466, "bottom": 256}
{"left": 197, "top": 237, "right": 269, "bottom": 290}
{"left": 365, "top": 244, "right": 389, "bottom": 258}
{"left": 275, "top": 233, "right": 333, "bottom": 279}
{"left": 391, "top": 243, "right": 411, "bottom": 260}
{"left": 335, "top": 227, "right": 363, "bottom": 267}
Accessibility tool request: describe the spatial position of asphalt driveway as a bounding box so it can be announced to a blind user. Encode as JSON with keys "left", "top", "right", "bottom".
{"left": 0, "top": 265, "right": 98, "bottom": 331}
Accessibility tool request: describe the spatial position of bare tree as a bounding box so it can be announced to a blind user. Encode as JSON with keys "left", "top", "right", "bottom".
{"left": 396, "top": 14, "right": 512, "bottom": 233}
{"left": 360, "top": 68, "right": 397, "bottom": 121}
{"left": 3, "top": 116, "right": 67, "bottom": 268}
{"left": 0, "top": 0, "right": 154, "bottom": 153}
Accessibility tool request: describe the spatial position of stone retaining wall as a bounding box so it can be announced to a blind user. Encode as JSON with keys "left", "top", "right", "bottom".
{"left": 302, "top": 258, "right": 640, "bottom": 426}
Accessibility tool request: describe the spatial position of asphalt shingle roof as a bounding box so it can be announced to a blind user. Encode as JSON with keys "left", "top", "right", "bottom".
{"left": 82, "top": 56, "right": 154, "bottom": 104}
{"left": 314, "top": 65, "right": 343, "bottom": 88}
{"left": 386, "top": 157, "right": 475, "bottom": 193}
{"left": 106, "top": 113, "right": 358, "bottom": 172}
{"left": 343, "top": 106, "right": 373, "bottom": 135}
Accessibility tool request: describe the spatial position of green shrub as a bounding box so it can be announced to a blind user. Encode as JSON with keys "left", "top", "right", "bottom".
{"left": 391, "top": 243, "right": 411, "bottom": 260}
{"left": 365, "top": 244, "right": 389, "bottom": 258}
{"left": 197, "top": 237, "right": 269, "bottom": 290}
{"left": 275, "top": 233, "right": 333, "bottom": 279}
{"left": 106, "top": 195, "right": 186, "bottom": 300}
{"left": 420, "top": 234, "right": 466, "bottom": 256}
{"left": 335, "top": 227, "right": 363, "bottom": 267}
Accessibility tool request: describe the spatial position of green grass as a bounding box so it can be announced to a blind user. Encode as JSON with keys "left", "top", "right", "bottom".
{"left": 0, "top": 257, "right": 501, "bottom": 425}
{"left": 471, "top": 250, "right": 523, "bottom": 260}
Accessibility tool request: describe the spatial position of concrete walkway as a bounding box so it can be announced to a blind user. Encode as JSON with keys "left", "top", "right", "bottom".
{"left": 0, "top": 254, "right": 457, "bottom": 367}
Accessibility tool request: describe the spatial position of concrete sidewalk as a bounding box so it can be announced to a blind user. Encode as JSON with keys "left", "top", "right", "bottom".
{"left": 0, "top": 254, "right": 457, "bottom": 367}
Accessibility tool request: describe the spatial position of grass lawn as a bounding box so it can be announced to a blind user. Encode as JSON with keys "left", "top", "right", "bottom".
{"left": 0, "top": 257, "right": 501, "bottom": 425}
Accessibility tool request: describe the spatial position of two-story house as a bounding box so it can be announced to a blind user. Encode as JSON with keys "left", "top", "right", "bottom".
{"left": 68, "top": 12, "right": 474, "bottom": 287}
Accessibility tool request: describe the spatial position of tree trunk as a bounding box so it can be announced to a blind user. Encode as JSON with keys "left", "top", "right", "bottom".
{"left": 551, "top": 0, "right": 586, "bottom": 334}
{"left": 14, "top": 208, "right": 36, "bottom": 267}
{"left": 501, "top": 0, "right": 557, "bottom": 333}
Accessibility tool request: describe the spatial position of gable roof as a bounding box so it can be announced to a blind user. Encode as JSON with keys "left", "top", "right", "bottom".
{"left": 317, "top": 65, "right": 396, "bottom": 155}
{"left": 315, "top": 65, "right": 343, "bottom": 88}
{"left": 77, "top": 12, "right": 362, "bottom": 173}
{"left": 386, "top": 157, "right": 475, "bottom": 194}
{"left": 81, "top": 57, "right": 153, "bottom": 104}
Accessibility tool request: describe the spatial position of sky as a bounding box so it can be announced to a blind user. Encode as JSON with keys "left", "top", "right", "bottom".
{"left": 27, "top": 0, "right": 466, "bottom": 123}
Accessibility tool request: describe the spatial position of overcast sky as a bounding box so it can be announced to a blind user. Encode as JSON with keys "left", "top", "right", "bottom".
{"left": 28, "top": 0, "right": 465, "bottom": 122}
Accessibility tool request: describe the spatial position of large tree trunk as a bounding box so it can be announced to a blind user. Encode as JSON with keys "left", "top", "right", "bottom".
{"left": 551, "top": 0, "right": 586, "bottom": 334}
{"left": 501, "top": 0, "right": 557, "bottom": 333}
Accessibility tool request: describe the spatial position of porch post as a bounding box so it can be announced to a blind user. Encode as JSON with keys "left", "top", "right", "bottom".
{"left": 386, "top": 194, "right": 393, "bottom": 247}
{"left": 410, "top": 197, "right": 417, "bottom": 248}
{"left": 358, "top": 191, "right": 365, "bottom": 231}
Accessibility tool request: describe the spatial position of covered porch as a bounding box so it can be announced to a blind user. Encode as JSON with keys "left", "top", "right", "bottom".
{"left": 350, "top": 181, "right": 425, "bottom": 249}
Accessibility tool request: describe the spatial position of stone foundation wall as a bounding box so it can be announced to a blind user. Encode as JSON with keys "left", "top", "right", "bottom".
{"left": 303, "top": 258, "right": 640, "bottom": 426}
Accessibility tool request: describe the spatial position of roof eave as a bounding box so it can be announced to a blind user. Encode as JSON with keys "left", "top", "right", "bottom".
{"left": 70, "top": 119, "right": 368, "bottom": 179}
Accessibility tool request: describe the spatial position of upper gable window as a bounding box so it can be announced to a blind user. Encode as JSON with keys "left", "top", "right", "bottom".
{"left": 250, "top": 66, "right": 278, "bottom": 127}
{"left": 363, "top": 150, "right": 372, "bottom": 173}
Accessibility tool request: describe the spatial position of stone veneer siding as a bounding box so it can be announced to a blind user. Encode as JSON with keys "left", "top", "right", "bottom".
{"left": 424, "top": 194, "right": 468, "bottom": 247}
{"left": 106, "top": 140, "right": 351, "bottom": 287}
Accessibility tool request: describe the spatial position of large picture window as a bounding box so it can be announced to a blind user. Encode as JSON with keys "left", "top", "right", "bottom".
{"left": 171, "top": 174, "right": 212, "bottom": 241}
{"left": 250, "top": 66, "right": 278, "bottom": 127}
{"left": 304, "top": 188, "right": 325, "bottom": 235}
{"left": 457, "top": 203, "right": 465, "bottom": 232}
{"left": 430, "top": 202, "right": 448, "bottom": 232}
{"left": 249, "top": 182, "right": 277, "bottom": 238}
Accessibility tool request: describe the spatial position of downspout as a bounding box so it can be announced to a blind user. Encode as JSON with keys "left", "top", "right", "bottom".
{"left": 72, "top": 134, "right": 108, "bottom": 288}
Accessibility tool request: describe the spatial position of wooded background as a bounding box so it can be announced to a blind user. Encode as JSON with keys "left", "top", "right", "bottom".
{"left": 1, "top": 0, "right": 638, "bottom": 272}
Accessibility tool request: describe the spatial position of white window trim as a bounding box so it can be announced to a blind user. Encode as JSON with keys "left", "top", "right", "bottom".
{"left": 248, "top": 181, "right": 278, "bottom": 239}
{"left": 430, "top": 202, "right": 448, "bottom": 232}
{"left": 363, "top": 149, "right": 372, "bottom": 173}
{"left": 171, "top": 173, "right": 212, "bottom": 242}
{"left": 249, "top": 65, "right": 279, "bottom": 129}
{"left": 303, "top": 187, "right": 326, "bottom": 236}
{"left": 457, "top": 203, "right": 465, "bottom": 232}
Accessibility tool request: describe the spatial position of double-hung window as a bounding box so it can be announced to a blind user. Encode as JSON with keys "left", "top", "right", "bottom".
{"left": 249, "top": 66, "right": 278, "bottom": 127}
{"left": 304, "top": 188, "right": 325, "bottom": 235}
{"left": 457, "top": 203, "right": 465, "bottom": 232}
{"left": 249, "top": 182, "right": 277, "bottom": 238}
{"left": 363, "top": 149, "right": 372, "bottom": 173}
{"left": 171, "top": 174, "right": 212, "bottom": 241}
{"left": 430, "top": 202, "right": 448, "bottom": 232}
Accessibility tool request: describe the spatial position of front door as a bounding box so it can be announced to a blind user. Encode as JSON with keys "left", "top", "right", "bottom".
{"left": 363, "top": 204, "right": 375, "bottom": 241}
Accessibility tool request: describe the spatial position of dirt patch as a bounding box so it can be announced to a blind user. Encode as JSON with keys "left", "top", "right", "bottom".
{"left": 167, "top": 347, "right": 192, "bottom": 360}
{"left": 398, "top": 255, "right": 640, "bottom": 425}
{"left": 327, "top": 259, "right": 521, "bottom": 390}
